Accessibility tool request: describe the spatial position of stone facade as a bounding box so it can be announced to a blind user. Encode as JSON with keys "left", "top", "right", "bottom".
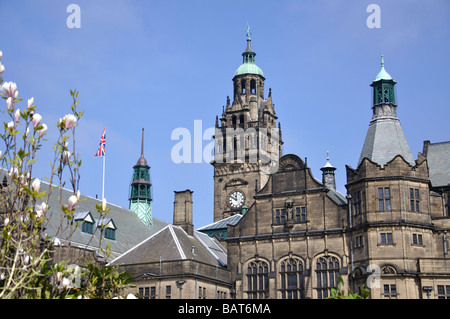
{"left": 210, "top": 35, "right": 450, "bottom": 299}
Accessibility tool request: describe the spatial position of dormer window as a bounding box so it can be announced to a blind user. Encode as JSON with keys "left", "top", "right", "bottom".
{"left": 74, "top": 211, "right": 95, "bottom": 234}
{"left": 96, "top": 217, "right": 117, "bottom": 241}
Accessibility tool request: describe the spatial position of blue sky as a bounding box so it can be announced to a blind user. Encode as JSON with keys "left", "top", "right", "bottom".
{"left": 1, "top": 0, "right": 449, "bottom": 229}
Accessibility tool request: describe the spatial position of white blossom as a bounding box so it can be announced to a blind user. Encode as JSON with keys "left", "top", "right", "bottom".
{"left": 62, "top": 150, "right": 71, "bottom": 164}
{"left": 14, "top": 109, "right": 20, "bottom": 123}
{"left": 67, "top": 194, "right": 77, "bottom": 210}
{"left": 1, "top": 82, "right": 17, "bottom": 98}
{"left": 27, "top": 97, "right": 34, "bottom": 109}
{"left": 31, "top": 178, "right": 41, "bottom": 193}
{"left": 6, "top": 97, "right": 12, "bottom": 110}
{"left": 63, "top": 114, "right": 77, "bottom": 129}
{"left": 38, "top": 123, "right": 47, "bottom": 138}
{"left": 32, "top": 113, "right": 42, "bottom": 129}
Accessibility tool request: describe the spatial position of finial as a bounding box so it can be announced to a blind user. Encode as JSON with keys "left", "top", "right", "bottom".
{"left": 141, "top": 128, "right": 145, "bottom": 156}
{"left": 246, "top": 23, "right": 252, "bottom": 40}
{"left": 381, "top": 54, "right": 385, "bottom": 68}
{"left": 327, "top": 150, "right": 330, "bottom": 161}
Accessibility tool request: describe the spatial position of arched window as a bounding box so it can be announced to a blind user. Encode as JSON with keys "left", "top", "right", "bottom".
{"left": 279, "top": 258, "right": 305, "bottom": 299}
{"left": 250, "top": 79, "right": 256, "bottom": 94}
{"left": 315, "top": 256, "right": 340, "bottom": 299}
{"left": 246, "top": 260, "right": 269, "bottom": 299}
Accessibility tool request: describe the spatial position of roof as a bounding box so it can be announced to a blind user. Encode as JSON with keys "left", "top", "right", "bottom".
{"left": 234, "top": 38, "right": 264, "bottom": 77}
{"left": 234, "top": 63, "right": 264, "bottom": 77}
{"left": 41, "top": 184, "right": 169, "bottom": 261}
{"left": 197, "top": 214, "right": 242, "bottom": 231}
{"left": 424, "top": 141, "right": 450, "bottom": 188}
{"left": 0, "top": 169, "right": 169, "bottom": 262}
{"left": 358, "top": 117, "right": 415, "bottom": 167}
{"left": 374, "top": 55, "right": 394, "bottom": 82}
{"left": 110, "top": 224, "right": 227, "bottom": 267}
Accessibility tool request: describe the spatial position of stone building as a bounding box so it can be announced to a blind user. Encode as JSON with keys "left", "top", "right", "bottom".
{"left": 111, "top": 190, "right": 231, "bottom": 299}
{"left": 209, "top": 30, "right": 450, "bottom": 299}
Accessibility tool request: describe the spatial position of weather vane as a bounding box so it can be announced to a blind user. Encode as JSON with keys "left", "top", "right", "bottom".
{"left": 246, "top": 23, "right": 252, "bottom": 40}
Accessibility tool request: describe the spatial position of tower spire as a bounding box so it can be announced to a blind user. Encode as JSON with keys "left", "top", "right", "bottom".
{"left": 358, "top": 56, "right": 414, "bottom": 167}
{"left": 321, "top": 151, "right": 337, "bottom": 191}
{"left": 141, "top": 128, "right": 144, "bottom": 157}
{"left": 129, "top": 128, "right": 153, "bottom": 227}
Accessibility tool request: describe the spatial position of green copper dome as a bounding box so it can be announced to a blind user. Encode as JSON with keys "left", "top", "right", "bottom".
{"left": 374, "top": 55, "right": 393, "bottom": 82}
{"left": 234, "top": 62, "right": 264, "bottom": 77}
{"left": 234, "top": 26, "right": 264, "bottom": 78}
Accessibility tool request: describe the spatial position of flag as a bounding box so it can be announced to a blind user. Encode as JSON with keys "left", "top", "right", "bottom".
{"left": 94, "top": 128, "right": 106, "bottom": 157}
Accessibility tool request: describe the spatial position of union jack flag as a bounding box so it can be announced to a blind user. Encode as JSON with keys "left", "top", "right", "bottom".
{"left": 94, "top": 128, "right": 106, "bottom": 157}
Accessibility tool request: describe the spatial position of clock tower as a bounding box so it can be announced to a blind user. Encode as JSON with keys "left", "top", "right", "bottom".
{"left": 212, "top": 27, "right": 283, "bottom": 222}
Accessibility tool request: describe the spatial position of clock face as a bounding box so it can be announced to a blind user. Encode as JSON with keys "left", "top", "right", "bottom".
{"left": 229, "top": 191, "right": 244, "bottom": 209}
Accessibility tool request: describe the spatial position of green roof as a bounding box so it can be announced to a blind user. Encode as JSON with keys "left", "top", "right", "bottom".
{"left": 374, "top": 55, "right": 393, "bottom": 82}
{"left": 234, "top": 63, "right": 264, "bottom": 77}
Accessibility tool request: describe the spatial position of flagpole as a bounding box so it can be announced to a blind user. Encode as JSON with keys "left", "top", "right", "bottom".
{"left": 102, "top": 154, "right": 105, "bottom": 200}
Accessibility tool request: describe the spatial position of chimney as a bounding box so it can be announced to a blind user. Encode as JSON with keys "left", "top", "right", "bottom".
{"left": 173, "top": 190, "right": 194, "bottom": 236}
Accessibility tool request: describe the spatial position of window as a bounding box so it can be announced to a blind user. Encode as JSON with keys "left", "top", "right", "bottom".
{"left": 315, "top": 256, "right": 340, "bottom": 299}
{"left": 139, "top": 287, "right": 150, "bottom": 299}
{"left": 355, "top": 235, "right": 364, "bottom": 248}
{"left": 150, "top": 286, "right": 156, "bottom": 299}
{"left": 410, "top": 188, "right": 420, "bottom": 212}
{"left": 104, "top": 227, "right": 116, "bottom": 240}
{"left": 380, "top": 232, "right": 393, "bottom": 245}
{"left": 199, "top": 286, "right": 206, "bottom": 299}
{"left": 246, "top": 260, "right": 269, "bottom": 299}
{"left": 412, "top": 233, "right": 423, "bottom": 246}
{"left": 295, "top": 207, "right": 306, "bottom": 223}
{"left": 354, "top": 191, "right": 362, "bottom": 215}
{"left": 383, "top": 284, "right": 397, "bottom": 298}
{"left": 166, "top": 285, "right": 171, "bottom": 299}
{"left": 378, "top": 188, "right": 391, "bottom": 211}
{"left": 81, "top": 221, "right": 94, "bottom": 234}
{"left": 437, "top": 285, "right": 450, "bottom": 299}
{"left": 279, "top": 258, "right": 305, "bottom": 299}
{"left": 275, "top": 209, "right": 286, "bottom": 224}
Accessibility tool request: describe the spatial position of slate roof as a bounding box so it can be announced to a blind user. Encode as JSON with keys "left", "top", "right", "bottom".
{"left": 358, "top": 117, "right": 415, "bottom": 167}
{"left": 110, "top": 224, "right": 227, "bottom": 267}
{"left": 197, "top": 214, "right": 242, "bottom": 232}
{"left": 424, "top": 141, "right": 450, "bottom": 188}
{"left": 0, "top": 169, "right": 169, "bottom": 262}
{"left": 44, "top": 186, "right": 168, "bottom": 261}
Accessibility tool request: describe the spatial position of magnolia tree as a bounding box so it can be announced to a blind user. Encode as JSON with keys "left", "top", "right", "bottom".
{"left": 0, "top": 51, "right": 134, "bottom": 298}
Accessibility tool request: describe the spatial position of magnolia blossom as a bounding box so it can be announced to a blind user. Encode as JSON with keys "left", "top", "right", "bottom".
{"left": 9, "top": 166, "right": 18, "bottom": 179}
{"left": 76, "top": 189, "right": 81, "bottom": 201}
{"left": 62, "top": 150, "right": 71, "bottom": 164}
{"left": 67, "top": 194, "right": 77, "bottom": 210}
{"left": 0, "top": 63, "right": 4, "bottom": 74}
{"left": 62, "top": 114, "right": 77, "bottom": 129}
{"left": 1, "top": 81, "right": 17, "bottom": 98}
{"left": 32, "top": 113, "right": 42, "bottom": 129}
{"left": 31, "top": 178, "right": 41, "bottom": 193}
{"left": 7, "top": 121, "right": 14, "bottom": 132}
{"left": 27, "top": 97, "right": 34, "bottom": 109}
{"left": 38, "top": 123, "right": 47, "bottom": 138}
{"left": 36, "top": 202, "right": 47, "bottom": 218}
{"left": 4, "top": 217, "right": 9, "bottom": 227}
{"left": 14, "top": 108, "right": 20, "bottom": 123}
{"left": 6, "top": 97, "right": 12, "bottom": 110}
